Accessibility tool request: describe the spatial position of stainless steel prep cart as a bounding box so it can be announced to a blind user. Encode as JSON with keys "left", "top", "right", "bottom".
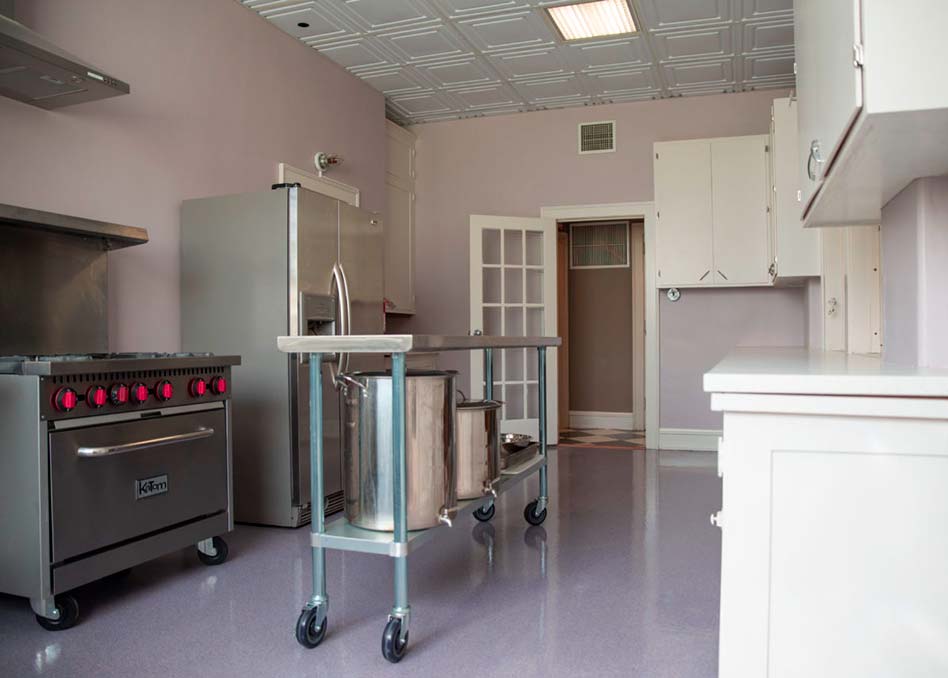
{"left": 276, "top": 333, "right": 560, "bottom": 663}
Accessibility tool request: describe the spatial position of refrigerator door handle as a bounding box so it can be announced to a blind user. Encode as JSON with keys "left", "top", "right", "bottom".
{"left": 337, "top": 262, "right": 353, "bottom": 375}
{"left": 328, "top": 262, "right": 350, "bottom": 387}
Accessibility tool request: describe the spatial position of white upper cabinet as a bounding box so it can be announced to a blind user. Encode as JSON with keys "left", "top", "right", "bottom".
{"left": 655, "top": 135, "right": 770, "bottom": 288}
{"left": 796, "top": 0, "right": 948, "bottom": 227}
{"left": 384, "top": 120, "right": 415, "bottom": 315}
{"left": 711, "top": 136, "right": 770, "bottom": 286}
{"left": 655, "top": 139, "right": 714, "bottom": 287}
{"left": 794, "top": 0, "right": 863, "bottom": 210}
{"left": 770, "top": 97, "right": 821, "bottom": 281}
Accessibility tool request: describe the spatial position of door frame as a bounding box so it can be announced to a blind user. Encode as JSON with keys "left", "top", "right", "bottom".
{"left": 541, "top": 202, "right": 659, "bottom": 450}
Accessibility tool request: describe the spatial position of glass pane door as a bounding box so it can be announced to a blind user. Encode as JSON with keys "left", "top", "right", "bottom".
{"left": 470, "top": 216, "right": 555, "bottom": 438}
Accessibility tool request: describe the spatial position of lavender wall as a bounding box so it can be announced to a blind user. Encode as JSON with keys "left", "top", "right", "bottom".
{"left": 881, "top": 177, "right": 948, "bottom": 368}
{"left": 0, "top": 0, "right": 385, "bottom": 352}
{"left": 407, "top": 89, "right": 806, "bottom": 429}
{"left": 660, "top": 287, "right": 806, "bottom": 429}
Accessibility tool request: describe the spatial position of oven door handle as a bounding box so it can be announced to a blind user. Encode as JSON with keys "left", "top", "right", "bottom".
{"left": 76, "top": 427, "right": 215, "bottom": 458}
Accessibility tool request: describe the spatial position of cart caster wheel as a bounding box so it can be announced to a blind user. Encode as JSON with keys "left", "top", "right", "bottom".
{"left": 197, "top": 536, "right": 228, "bottom": 566}
{"left": 473, "top": 503, "right": 495, "bottom": 522}
{"left": 523, "top": 500, "right": 547, "bottom": 526}
{"left": 382, "top": 617, "right": 409, "bottom": 663}
{"left": 296, "top": 606, "right": 328, "bottom": 648}
{"left": 35, "top": 594, "right": 79, "bottom": 631}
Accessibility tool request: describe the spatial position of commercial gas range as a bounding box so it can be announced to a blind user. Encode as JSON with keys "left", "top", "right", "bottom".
{"left": 0, "top": 204, "right": 240, "bottom": 631}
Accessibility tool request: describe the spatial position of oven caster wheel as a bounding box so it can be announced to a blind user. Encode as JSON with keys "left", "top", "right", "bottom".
{"left": 35, "top": 594, "right": 79, "bottom": 631}
{"left": 473, "top": 503, "right": 495, "bottom": 522}
{"left": 197, "top": 536, "right": 228, "bottom": 566}
{"left": 523, "top": 500, "right": 547, "bottom": 526}
{"left": 295, "top": 606, "right": 328, "bottom": 648}
{"left": 382, "top": 617, "right": 409, "bottom": 663}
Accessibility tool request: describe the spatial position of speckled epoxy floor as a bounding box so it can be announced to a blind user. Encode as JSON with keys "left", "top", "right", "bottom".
{"left": 0, "top": 447, "right": 721, "bottom": 678}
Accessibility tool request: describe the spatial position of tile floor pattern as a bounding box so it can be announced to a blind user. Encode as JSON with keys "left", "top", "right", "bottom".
{"left": 560, "top": 428, "right": 646, "bottom": 449}
{"left": 0, "top": 447, "right": 720, "bottom": 678}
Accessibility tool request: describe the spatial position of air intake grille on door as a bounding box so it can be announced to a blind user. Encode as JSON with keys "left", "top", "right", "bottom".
{"left": 570, "top": 222, "right": 629, "bottom": 268}
{"left": 578, "top": 121, "right": 615, "bottom": 153}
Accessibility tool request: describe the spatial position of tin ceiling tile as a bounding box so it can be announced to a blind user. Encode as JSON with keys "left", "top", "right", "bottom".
{"left": 584, "top": 67, "right": 659, "bottom": 95}
{"left": 449, "top": 82, "right": 522, "bottom": 109}
{"left": 742, "top": 20, "right": 794, "bottom": 53}
{"left": 740, "top": 0, "right": 793, "bottom": 20}
{"left": 262, "top": 2, "right": 358, "bottom": 43}
{"left": 564, "top": 37, "right": 651, "bottom": 72}
{"left": 377, "top": 23, "right": 472, "bottom": 63}
{"left": 485, "top": 45, "right": 572, "bottom": 81}
{"left": 415, "top": 57, "right": 500, "bottom": 88}
{"left": 335, "top": 0, "right": 440, "bottom": 33}
{"left": 454, "top": 11, "right": 556, "bottom": 53}
{"left": 662, "top": 58, "right": 734, "bottom": 88}
{"left": 238, "top": 0, "right": 796, "bottom": 122}
{"left": 636, "top": 0, "right": 733, "bottom": 30}
{"left": 430, "top": 0, "right": 531, "bottom": 18}
{"left": 314, "top": 38, "right": 396, "bottom": 72}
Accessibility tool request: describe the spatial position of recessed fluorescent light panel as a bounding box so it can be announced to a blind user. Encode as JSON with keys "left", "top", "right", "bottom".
{"left": 547, "top": 0, "right": 637, "bottom": 41}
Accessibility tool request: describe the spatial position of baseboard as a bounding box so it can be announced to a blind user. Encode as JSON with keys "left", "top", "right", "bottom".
{"left": 658, "top": 428, "right": 721, "bottom": 452}
{"left": 569, "top": 410, "right": 637, "bottom": 430}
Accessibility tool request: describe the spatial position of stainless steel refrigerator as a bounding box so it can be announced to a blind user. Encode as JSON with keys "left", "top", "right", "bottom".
{"left": 181, "top": 185, "right": 384, "bottom": 527}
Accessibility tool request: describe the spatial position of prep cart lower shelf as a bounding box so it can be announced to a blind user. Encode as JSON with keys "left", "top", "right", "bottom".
{"left": 314, "top": 454, "right": 546, "bottom": 557}
{"left": 276, "top": 334, "right": 561, "bottom": 663}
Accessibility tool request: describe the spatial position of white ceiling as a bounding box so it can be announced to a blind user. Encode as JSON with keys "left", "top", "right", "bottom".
{"left": 240, "top": 0, "right": 795, "bottom": 125}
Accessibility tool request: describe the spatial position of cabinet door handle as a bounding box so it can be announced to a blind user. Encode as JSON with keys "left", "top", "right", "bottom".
{"left": 807, "top": 139, "right": 824, "bottom": 181}
{"left": 699, "top": 270, "right": 710, "bottom": 281}
{"left": 717, "top": 270, "right": 728, "bottom": 281}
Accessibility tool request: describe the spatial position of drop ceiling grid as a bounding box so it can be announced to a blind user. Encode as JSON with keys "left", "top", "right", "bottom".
{"left": 240, "top": 0, "right": 795, "bottom": 124}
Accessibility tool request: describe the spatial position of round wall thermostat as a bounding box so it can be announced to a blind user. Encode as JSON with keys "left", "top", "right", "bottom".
{"left": 666, "top": 287, "right": 681, "bottom": 302}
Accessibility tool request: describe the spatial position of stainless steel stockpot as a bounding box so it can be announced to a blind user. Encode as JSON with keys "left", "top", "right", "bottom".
{"left": 455, "top": 399, "right": 501, "bottom": 500}
{"left": 340, "top": 370, "right": 457, "bottom": 531}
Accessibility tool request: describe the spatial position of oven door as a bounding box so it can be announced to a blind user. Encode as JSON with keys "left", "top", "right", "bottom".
{"left": 49, "top": 407, "right": 228, "bottom": 563}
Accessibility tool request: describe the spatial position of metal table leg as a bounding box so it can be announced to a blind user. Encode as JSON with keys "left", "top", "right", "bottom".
{"left": 383, "top": 351, "right": 411, "bottom": 663}
{"left": 524, "top": 347, "right": 549, "bottom": 525}
{"left": 475, "top": 348, "right": 495, "bottom": 520}
{"left": 295, "top": 353, "right": 328, "bottom": 648}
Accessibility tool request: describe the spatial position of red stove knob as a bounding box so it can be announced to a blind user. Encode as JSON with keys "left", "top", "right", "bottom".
{"left": 53, "top": 387, "right": 78, "bottom": 412}
{"left": 86, "top": 385, "right": 108, "bottom": 409}
{"left": 210, "top": 376, "right": 227, "bottom": 395}
{"left": 130, "top": 382, "right": 149, "bottom": 404}
{"left": 109, "top": 383, "right": 129, "bottom": 406}
{"left": 155, "top": 380, "right": 174, "bottom": 401}
{"left": 189, "top": 378, "right": 208, "bottom": 397}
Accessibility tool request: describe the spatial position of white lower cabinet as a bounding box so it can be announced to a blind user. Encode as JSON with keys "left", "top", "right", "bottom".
{"left": 707, "top": 349, "right": 948, "bottom": 678}
{"left": 655, "top": 135, "right": 770, "bottom": 288}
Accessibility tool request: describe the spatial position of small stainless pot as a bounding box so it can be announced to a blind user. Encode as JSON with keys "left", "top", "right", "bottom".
{"left": 455, "top": 399, "right": 502, "bottom": 500}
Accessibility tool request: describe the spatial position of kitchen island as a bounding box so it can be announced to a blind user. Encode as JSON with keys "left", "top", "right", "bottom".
{"left": 705, "top": 348, "right": 948, "bottom": 678}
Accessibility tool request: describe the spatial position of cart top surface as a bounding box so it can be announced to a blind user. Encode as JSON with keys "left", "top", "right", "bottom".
{"left": 277, "top": 334, "right": 561, "bottom": 354}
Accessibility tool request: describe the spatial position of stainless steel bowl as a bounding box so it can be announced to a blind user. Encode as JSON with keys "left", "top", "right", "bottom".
{"left": 501, "top": 433, "right": 533, "bottom": 454}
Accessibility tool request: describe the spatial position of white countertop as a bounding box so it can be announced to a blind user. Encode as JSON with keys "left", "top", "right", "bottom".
{"left": 704, "top": 347, "right": 948, "bottom": 398}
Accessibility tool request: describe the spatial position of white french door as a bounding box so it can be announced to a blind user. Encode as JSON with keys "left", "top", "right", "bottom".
{"left": 470, "top": 215, "right": 557, "bottom": 440}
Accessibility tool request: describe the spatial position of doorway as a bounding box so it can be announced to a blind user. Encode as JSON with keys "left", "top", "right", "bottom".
{"left": 556, "top": 219, "right": 645, "bottom": 447}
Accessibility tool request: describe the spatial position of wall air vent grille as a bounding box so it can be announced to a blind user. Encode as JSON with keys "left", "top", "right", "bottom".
{"left": 570, "top": 221, "right": 629, "bottom": 268}
{"left": 579, "top": 121, "right": 616, "bottom": 154}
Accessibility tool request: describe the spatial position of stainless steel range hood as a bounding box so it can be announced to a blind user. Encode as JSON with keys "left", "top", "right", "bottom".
{"left": 0, "top": 12, "right": 129, "bottom": 109}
